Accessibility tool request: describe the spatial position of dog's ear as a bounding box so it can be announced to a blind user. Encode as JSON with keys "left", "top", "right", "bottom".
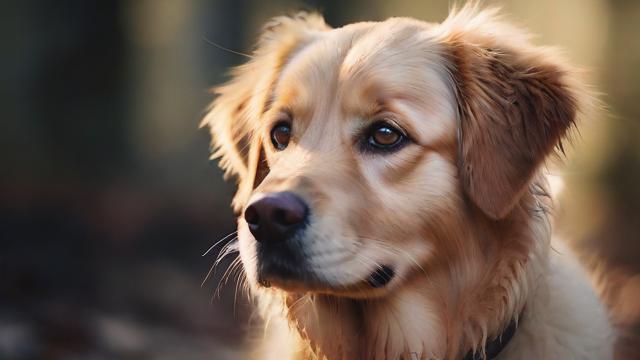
{"left": 438, "top": 6, "right": 584, "bottom": 219}
{"left": 202, "top": 13, "right": 329, "bottom": 212}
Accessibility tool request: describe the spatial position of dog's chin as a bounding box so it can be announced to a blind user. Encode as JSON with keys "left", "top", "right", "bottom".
{"left": 255, "top": 265, "right": 398, "bottom": 299}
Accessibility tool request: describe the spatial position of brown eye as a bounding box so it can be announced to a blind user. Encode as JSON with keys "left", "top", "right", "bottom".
{"left": 372, "top": 126, "right": 400, "bottom": 146}
{"left": 271, "top": 122, "right": 291, "bottom": 150}
{"left": 367, "top": 123, "right": 405, "bottom": 150}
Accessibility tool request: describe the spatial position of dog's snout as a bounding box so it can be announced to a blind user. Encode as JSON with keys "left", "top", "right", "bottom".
{"left": 244, "top": 192, "right": 308, "bottom": 243}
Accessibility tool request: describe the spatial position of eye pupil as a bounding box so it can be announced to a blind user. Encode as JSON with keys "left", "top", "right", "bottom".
{"left": 271, "top": 123, "right": 291, "bottom": 150}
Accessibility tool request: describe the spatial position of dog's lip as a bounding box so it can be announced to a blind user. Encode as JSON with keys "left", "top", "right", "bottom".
{"left": 366, "top": 265, "right": 395, "bottom": 288}
{"left": 257, "top": 262, "right": 398, "bottom": 296}
{"left": 257, "top": 269, "right": 331, "bottom": 293}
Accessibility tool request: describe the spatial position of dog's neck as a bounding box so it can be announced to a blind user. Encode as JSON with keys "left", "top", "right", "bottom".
{"left": 261, "top": 183, "right": 551, "bottom": 360}
{"left": 462, "top": 317, "right": 518, "bottom": 360}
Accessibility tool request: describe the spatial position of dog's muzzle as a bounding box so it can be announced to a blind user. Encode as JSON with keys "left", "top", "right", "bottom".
{"left": 244, "top": 192, "right": 310, "bottom": 285}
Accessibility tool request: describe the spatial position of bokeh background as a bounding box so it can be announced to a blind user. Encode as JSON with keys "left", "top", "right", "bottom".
{"left": 1, "top": 0, "right": 639, "bottom": 359}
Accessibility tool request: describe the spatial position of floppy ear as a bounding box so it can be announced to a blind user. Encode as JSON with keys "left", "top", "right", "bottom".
{"left": 202, "top": 13, "right": 329, "bottom": 212}
{"left": 438, "top": 6, "right": 584, "bottom": 220}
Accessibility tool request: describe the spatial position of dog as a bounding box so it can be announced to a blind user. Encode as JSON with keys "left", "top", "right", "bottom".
{"left": 203, "top": 4, "right": 614, "bottom": 359}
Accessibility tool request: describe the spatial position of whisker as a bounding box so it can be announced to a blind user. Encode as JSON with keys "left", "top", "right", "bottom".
{"left": 201, "top": 262, "right": 217, "bottom": 288}
{"left": 202, "top": 231, "right": 238, "bottom": 256}
{"left": 202, "top": 37, "right": 253, "bottom": 58}
{"left": 201, "top": 237, "right": 239, "bottom": 288}
{"left": 215, "top": 255, "right": 242, "bottom": 299}
{"left": 215, "top": 239, "right": 240, "bottom": 267}
{"left": 233, "top": 260, "right": 248, "bottom": 315}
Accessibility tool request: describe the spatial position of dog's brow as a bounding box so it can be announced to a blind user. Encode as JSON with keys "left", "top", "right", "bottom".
{"left": 262, "top": 92, "right": 276, "bottom": 114}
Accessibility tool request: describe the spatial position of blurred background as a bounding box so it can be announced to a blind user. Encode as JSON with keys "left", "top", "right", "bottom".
{"left": 1, "top": 0, "right": 638, "bottom": 359}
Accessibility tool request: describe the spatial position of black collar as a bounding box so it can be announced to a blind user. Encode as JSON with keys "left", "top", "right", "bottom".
{"left": 462, "top": 318, "right": 518, "bottom": 360}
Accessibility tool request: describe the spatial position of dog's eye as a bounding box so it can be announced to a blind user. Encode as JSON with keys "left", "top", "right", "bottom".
{"left": 365, "top": 122, "right": 406, "bottom": 152}
{"left": 372, "top": 126, "right": 400, "bottom": 146}
{"left": 271, "top": 122, "right": 291, "bottom": 150}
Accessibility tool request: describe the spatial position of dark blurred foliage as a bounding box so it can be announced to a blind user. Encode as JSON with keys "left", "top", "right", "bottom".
{"left": 1, "top": 1, "right": 246, "bottom": 358}
{"left": 0, "top": 1, "right": 638, "bottom": 359}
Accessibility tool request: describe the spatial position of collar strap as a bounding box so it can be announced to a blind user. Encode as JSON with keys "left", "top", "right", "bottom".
{"left": 462, "top": 318, "right": 518, "bottom": 360}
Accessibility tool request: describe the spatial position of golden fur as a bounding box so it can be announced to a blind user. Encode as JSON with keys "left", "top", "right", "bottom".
{"left": 203, "top": 4, "right": 613, "bottom": 359}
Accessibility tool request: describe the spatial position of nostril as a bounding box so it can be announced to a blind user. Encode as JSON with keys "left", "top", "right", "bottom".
{"left": 244, "top": 205, "right": 260, "bottom": 226}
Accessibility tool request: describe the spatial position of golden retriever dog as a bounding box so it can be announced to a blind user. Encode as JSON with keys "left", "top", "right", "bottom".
{"left": 203, "top": 4, "right": 614, "bottom": 359}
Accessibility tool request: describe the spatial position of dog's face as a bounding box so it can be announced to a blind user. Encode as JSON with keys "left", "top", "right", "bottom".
{"left": 205, "top": 10, "right": 580, "bottom": 299}
{"left": 240, "top": 19, "right": 460, "bottom": 297}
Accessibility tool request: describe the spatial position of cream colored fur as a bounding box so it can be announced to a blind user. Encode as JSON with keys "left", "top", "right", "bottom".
{"left": 204, "top": 4, "right": 614, "bottom": 360}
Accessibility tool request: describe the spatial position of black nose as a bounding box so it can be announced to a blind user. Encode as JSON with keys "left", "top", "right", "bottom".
{"left": 244, "top": 192, "right": 309, "bottom": 243}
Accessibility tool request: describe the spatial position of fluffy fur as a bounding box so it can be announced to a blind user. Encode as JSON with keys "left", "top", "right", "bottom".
{"left": 203, "top": 4, "right": 613, "bottom": 360}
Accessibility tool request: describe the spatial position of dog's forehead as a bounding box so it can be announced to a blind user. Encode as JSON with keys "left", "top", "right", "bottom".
{"left": 275, "top": 18, "right": 448, "bottom": 111}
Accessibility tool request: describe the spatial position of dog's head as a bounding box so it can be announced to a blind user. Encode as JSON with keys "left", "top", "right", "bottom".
{"left": 204, "top": 7, "right": 581, "bottom": 299}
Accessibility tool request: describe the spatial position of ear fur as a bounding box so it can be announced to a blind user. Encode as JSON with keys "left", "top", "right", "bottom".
{"left": 437, "top": 5, "right": 585, "bottom": 219}
{"left": 202, "top": 13, "right": 329, "bottom": 211}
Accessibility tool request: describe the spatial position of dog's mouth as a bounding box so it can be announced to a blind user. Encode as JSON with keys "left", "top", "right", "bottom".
{"left": 253, "top": 234, "right": 399, "bottom": 294}
{"left": 366, "top": 265, "right": 395, "bottom": 288}
{"left": 257, "top": 260, "right": 397, "bottom": 296}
